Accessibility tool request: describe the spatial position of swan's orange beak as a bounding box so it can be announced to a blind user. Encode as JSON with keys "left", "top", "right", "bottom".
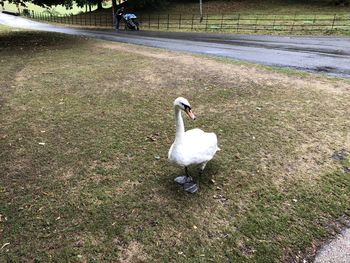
{"left": 185, "top": 108, "right": 196, "bottom": 120}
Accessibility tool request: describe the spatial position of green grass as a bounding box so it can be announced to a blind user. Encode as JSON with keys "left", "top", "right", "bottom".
{"left": 161, "top": 0, "right": 350, "bottom": 14}
{"left": 139, "top": 0, "right": 350, "bottom": 35}
{"left": 1, "top": 26, "right": 350, "bottom": 262}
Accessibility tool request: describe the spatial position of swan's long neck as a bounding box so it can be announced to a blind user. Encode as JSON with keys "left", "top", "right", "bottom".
{"left": 174, "top": 107, "right": 185, "bottom": 142}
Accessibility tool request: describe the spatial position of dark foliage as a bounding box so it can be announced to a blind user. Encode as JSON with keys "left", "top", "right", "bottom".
{"left": 7, "top": 0, "right": 105, "bottom": 9}
{"left": 126, "top": 0, "right": 169, "bottom": 9}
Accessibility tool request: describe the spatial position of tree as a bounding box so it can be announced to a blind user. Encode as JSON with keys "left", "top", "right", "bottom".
{"left": 7, "top": 0, "right": 72, "bottom": 8}
{"left": 7, "top": 0, "right": 105, "bottom": 10}
{"left": 126, "top": 0, "right": 169, "bottom": 9}
{"left": 75, "top": 0, "right": 104, "bottom": 11}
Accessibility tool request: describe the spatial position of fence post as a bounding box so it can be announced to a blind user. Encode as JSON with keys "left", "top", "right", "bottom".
{"left": 291, "top": 13, "right": 296, "bottom": 33}
{"left": 149, "top": 14, "right": 151, "bottom": 29}
{"left": 331, "top": 14, "right": 336, "bottom": 31}
{"left": 191, "top": 14, "right": 194, "bottom": 31}
{"left": 205, "top": 14, "right": 208, "bottom": 31}
{"left": 157, "top": 15, "right": 160, "bottom": 29}
{"left": 167, "top": 14, "right": 169, "bottom": 30}
{"left": 311, "top": 14, "right": 316, "bottom": 32}
{"left": 273, "top": 15, "right": 276, "bottom": 31}
{"left": 236, "top": 14, "right": 240, "bottom": 32}
{"left": 254, "top": 16, "right": 258, "bottom": 32}
{"left": 220, "top": 14, "right": 224, "bottom": 30}
{"left": 179, "top": 14, "right": 182, "bottom": 29}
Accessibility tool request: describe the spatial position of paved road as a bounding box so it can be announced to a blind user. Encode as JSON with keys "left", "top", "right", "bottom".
{"left": 314, "top": 226, "right": 350, "bottom": 263}
{"left": 1, "top": 13, "right": 350, "bottom": 79}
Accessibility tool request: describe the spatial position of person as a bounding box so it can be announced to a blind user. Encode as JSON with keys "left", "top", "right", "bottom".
{"left": 115, "top": 6, "right": 124, "bottom": 31}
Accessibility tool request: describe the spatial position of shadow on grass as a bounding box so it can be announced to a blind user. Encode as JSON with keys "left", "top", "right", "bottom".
{"left": 0, "top": 30, "right": 87, "bottom": 51}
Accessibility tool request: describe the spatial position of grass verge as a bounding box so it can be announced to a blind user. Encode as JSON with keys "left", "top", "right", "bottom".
{"left": 0, "top": 26, "right": 350, "bottom": 262}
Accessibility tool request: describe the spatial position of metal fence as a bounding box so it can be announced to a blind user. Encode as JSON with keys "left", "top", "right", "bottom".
{"left": 28, "top": 11, "right": 114, "bottom": 28}
{"left": 26, "top": 11, "right": 350, "bottom": 34}
{"left": 139, "top": 13, "right": 350, "bottom": 34}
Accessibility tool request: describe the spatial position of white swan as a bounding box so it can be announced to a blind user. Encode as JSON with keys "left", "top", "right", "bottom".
{"left": 168, "top": 97, "right": 219, "bottom": 193}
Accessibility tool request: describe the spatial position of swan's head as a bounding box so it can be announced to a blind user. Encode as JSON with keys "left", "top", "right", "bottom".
{"left": 174, "top": 97, "right": 196, "bottom": 120}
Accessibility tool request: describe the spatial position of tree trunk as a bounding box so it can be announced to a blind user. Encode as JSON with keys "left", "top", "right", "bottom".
{"left": 112, "top": 0, "right": 117, "bottom": 24}
{"left": 112, "top": 0, "right": 117, "bottom": 9}
{"left": 97, "top": 0, "right": 103, "bottom": 10}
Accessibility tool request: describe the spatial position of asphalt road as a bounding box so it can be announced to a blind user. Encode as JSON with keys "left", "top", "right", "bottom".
{"left": 1, "top": 13, "right": 350, "bottom": 79}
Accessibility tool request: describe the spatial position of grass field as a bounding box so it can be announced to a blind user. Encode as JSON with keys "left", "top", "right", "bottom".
{"left": 137, "top": 0, "right": 350, "bottom": 35}
{"left": 161, "top": 0, "right": 350, "bottom": 15}
{"left": 1, "top": 25, "right": 350, "bottom": 262}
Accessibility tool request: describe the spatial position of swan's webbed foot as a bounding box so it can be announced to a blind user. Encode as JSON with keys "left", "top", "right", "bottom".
{"left": 174, "top": 167, "right": 199, "bottom": 193}
{"left": 174, "top": 175, "right": 193, "bottom": 185}
{"left": 183, "top": 181, "right": 199, "bottom": 193}
{"left": 174, "top": 175, "right": 198, "bottom": 193}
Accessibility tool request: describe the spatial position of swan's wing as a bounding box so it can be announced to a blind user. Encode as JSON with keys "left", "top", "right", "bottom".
{"left": 168, "top": 143, "right": 174, "bottom": 160}
{"left": 183, "top": 129, "right": 218, "bottom": 164}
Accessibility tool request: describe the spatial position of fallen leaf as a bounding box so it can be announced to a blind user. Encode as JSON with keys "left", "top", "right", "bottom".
{"left": 1, "top": 243, "right": 10, "bottom": 250}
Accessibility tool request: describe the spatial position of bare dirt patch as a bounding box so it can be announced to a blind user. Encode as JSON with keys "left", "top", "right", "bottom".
{"left": 118, "top": 241, "right": 149, "bottom": 263}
